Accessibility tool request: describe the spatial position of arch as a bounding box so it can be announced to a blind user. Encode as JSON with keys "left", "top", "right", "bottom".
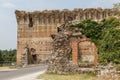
{"left": 71, "top": 38, "right": 98, "bottom": 65}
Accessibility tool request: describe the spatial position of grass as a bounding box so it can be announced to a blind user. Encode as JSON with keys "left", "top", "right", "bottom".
{"left": 37, "top": 73, "right": 97, "bottom": 80}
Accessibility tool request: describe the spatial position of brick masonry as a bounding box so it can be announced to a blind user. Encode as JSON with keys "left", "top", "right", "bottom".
{"left": 71, "top": 37, "right": 98, "bottom": 65}
{"left": 15, "top": 8, "right": 118, "bottom": 65}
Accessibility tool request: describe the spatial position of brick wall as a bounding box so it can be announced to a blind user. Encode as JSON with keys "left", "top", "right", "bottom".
{"left": 71, "top": 37, "right": 98, "bottom": 65}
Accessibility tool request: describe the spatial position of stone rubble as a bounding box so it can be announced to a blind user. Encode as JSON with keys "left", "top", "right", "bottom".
{"left": 47, "top": 19, "right": 97, "bottom": 74}
{"left": 97, "top": 63, "right": 120, "bottom": 79}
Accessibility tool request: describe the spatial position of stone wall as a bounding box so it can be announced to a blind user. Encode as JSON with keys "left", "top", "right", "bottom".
{"left": 47, "top": 17, "right": 98, "bottom": 74}
{"left": 15, "top": 8, "right": 118, "bottom": 65}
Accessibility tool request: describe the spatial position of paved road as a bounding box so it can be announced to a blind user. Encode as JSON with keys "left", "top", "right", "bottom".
{"left": 0, "top": 65, "right": 47, "bottom": 80}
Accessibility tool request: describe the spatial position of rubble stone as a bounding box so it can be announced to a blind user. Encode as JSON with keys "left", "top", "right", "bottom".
{"left": 47, "top": 19, "right": 98, "bottom": 74}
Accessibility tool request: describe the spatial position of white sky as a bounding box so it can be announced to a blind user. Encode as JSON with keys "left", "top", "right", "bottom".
{"left": 0, "top": 0, "right": 119, "bottom": 50}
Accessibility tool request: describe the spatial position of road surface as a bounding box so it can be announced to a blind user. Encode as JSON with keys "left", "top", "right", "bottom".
{"left": 0, "top": 65, "right": 47, "bottom": 80}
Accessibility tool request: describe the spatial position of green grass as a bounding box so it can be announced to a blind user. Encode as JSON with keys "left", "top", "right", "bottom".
{"left": 37, "top": 73, "right": 97, "bottom": 80}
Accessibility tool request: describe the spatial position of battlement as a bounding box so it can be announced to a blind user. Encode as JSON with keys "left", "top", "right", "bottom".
{"left": 15, "top": 8, "right": 119, "bottom": 26}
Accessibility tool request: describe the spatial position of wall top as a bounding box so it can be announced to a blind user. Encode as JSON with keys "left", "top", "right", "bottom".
{"left": 15, "top": 8, "right": 119, "bottom": 25}
{"left": 15, "top": 8, "right": 118, "bottom": 15}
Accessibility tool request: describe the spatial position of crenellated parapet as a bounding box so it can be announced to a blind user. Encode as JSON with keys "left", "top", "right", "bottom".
{"left": 15, "top": 8, "right": 119, "bottom": 26}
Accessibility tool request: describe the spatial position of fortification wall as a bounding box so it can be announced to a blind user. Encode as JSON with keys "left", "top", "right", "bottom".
{"left": 15, "top": 8, "right": 118, "bottom": 65}
{"left": 16, "top": 8, "right": 118, "bottom": 25}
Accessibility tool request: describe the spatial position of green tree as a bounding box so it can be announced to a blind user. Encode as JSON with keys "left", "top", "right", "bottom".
{"left": 75, "top": 19, "right": 100, "bottom": 43}
{"left": 0, "top": 50, "right": 3, "bottom": 61}
{"left": 113, "top": 2, "right": 120, "bottom": 9}
{"left": 0, "top": 49, "right": 16, "bottom": 62}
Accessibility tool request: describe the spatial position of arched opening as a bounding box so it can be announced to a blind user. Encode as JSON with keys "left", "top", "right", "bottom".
{"left": 28, "top": 48, "right": 38, "bottom": 64}
{"left": 70, "top": 38, "right": 98, "bottom": 65}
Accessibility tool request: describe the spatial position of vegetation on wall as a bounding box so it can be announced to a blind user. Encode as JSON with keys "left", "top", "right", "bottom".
{"left": 72, "top": 17, "right": 120, "bottom": 65}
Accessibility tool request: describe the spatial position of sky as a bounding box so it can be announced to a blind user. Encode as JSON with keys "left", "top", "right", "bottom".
{"left": 0, "top": 0, "right": 119, "bottom": 50}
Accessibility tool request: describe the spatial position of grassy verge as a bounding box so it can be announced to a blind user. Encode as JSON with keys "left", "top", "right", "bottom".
{"left": 37, "top": 73, "right": 97, "bottom": 80}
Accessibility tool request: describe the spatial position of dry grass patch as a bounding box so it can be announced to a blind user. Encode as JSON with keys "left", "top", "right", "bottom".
{"left": 37, "top": 73, "right": 97, "bottom": 80}
{"left": 0, "top": 67, "right": 10, "bottom": 70}
{"left": 0, "top": 66, "right": 16, "bottom": 70}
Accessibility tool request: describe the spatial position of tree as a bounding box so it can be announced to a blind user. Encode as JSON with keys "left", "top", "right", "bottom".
{"left": 113, "top": 2, "right": 120, "bottom": 17}
{"left": 0, "top": 50, "right": 3, "bottom": 61}
{"left": 113, "top": 2, "right": 120, "bottom": 9}
{"left": 0, "top": 49, "right": 16, "bottom": 62}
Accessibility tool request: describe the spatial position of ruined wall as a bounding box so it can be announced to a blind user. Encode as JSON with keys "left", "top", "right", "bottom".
{"left": 78, "top": 38, "right": 98, "bottom": 64}
{"left": 15, "top": 8, "right": 118, "bottom": 65}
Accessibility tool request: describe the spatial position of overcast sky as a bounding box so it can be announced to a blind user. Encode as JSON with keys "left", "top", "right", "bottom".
{"left": 0, "top": 0, "right": 119, "bottom": 50}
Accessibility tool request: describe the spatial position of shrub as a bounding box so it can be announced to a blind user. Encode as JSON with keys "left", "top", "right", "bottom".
{"left": 72, "top": 17, "right": 120, "bottom": 65}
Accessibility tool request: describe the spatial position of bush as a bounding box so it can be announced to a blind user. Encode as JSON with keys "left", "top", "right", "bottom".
{"left": 72, "top": 17, "right": 120, "bottom": 65}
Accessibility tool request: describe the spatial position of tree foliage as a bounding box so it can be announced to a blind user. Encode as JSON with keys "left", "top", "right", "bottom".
{"left": 0, "top": 49, "right": 16, "bottom": 62}
{"left": 113, "top": 2, "right": 120, "bottom": 9}
{"left": 72, "top": 17, "right": 120, "bottom": 65}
